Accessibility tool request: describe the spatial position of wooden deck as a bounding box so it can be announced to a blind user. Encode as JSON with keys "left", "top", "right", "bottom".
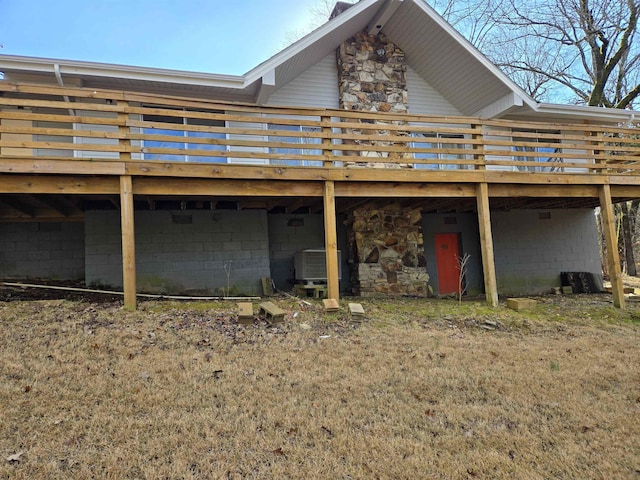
{"left": 0, "top": 81, "right": 637, "bottom": 309}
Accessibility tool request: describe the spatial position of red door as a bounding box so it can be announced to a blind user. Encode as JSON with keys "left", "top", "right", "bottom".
{"left": 435, "top": 233, "right": 460, "bottom": 294}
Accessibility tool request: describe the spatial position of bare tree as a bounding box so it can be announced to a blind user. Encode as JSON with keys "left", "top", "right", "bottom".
{"left": 456, "top": 253, "right": 471, "bottom": 303}
{"left": 430, "top": 0, "right": 640, "bottom": 274}
{"left": 429, "top": 0, "right": 640, "bottom": 108}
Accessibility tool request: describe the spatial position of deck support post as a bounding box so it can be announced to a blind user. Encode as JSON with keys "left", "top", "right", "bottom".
{"left": 476, "top": 182, "right": 499, "bottom": 307}
{"left": 120, "top": 175, "right": 137, "bottom": 311}
{"left": 599, "top": 184, "right": 625, "bottom": 309}
{"left": 323, "top": 180, "right": 340, "bottom": 301}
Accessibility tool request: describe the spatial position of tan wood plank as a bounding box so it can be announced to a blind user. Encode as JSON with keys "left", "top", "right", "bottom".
{"left": 489, "top": 184, "right": 600, "bottom": 197}
{"left": 1, "top": 117, "right": 33, "bottom": 157}
{"left": 323, "top": 180, "right": 340, "bottom": 301}
{"left": 0, "top": 139, "right": 140, "bottom": 154}
{"left": 0, "top": 125, "right": 120, "bottom": 139}
{"left": 0, "top": 159, "right": 125, "bottom": 175}
{"left": 609, "top": 185, "right": 640, "bottom": 197}
{"left": 481, "top": 171, "right": 608, "bottom": 185}
{"left": 484, "top": 117, "right": 626, "bottom": 134}
{"left": 599, "top": 184, "right": 625, "bottom": 309}
{"left": 0, "top": 175, "right": 119, "bottom": 194}
{"left": 120, "top": 175, "right": 137, "bottom": 311}
{"left": 0, "top": 97, "right": 124, "bottom": 113}
{"left": 0, "top": 82, "right": 127, "bottom": 101}
{"left": 476, "top": 182, "right": 499, "bottom": 307}
{"left": 0, "top": 110, "right": 122, "bottom": 126}
{"left": 472, "top": 124, "right": 486, "bottom": 171}
{"left": 118, "top": 101, "right": 132, "bottom": 162}
{"left": 335, "top": 182, "right": 477, "bottom": 197}
{"left": 607, "top": 175, "right": 640, "bottom": 186}
{"left": 0, "top": 155, "right": 628, "bottom": 187}
{"left": 321, "top": 115, "right": 333, "bottom": 168}
{"left": 133, "top": 177, "right": 323, "bottom": 196}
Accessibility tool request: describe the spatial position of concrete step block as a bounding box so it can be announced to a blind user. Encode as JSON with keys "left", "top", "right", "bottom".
{"left": 323, "top": 298, "right": 340, "bottom": 312}
{"left": 237, "top": 302, "right": 254, "bottom": 325}
{"left": 507, "top": 298, "right": 537, "bottom": 311}
{"left": 348, "top": 302, "right": 364, "bottom": 322}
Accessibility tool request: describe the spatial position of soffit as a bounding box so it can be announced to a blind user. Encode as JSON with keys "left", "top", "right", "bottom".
{"left": 383, "top": 0, "right": 518, "bottom": 116}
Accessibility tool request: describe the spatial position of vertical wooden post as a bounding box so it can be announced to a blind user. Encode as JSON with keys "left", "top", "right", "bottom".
{"left": 323, "top": 180, "right": 340, "bottom": 301}
{"left": 599, "top": 184, "right": 625, "bottom": 309}
{"left": 321, "top": 115, "right": 333, "bottom": 168}
{"left": 117, "top": 100, "right": 132, "bottom": 161}
{"left": 472, "top": 123, "right": 485, "bottom": 171}
{"left": 120, "top": 175, "right": 137, "bottom": 311}
{"left": 476, "top": 182, "right": 499, "bottom": 307}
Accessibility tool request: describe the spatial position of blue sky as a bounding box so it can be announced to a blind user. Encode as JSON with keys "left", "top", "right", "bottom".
{"left": 0, "top": 0, "right": 328, "bottom": 75}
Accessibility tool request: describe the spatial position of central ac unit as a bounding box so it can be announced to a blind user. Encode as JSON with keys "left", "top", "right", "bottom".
{"left": 294, "top": 249, "right": 342, "bottom": 282}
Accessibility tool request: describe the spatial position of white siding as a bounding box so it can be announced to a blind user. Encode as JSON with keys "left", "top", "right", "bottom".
{"left": 267, "top": 54, "right": 339, "bottom": 108}
{"left": 406, "top": 66, "right": 461, "bottom": 116}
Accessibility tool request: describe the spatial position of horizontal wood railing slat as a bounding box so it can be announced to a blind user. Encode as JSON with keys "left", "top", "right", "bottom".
{"left": 1, "top": 81, "right": 639, "bottom": 177}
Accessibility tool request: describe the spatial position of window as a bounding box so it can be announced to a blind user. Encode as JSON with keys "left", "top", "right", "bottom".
{"left": 513, "top": 129, "right": 562, "bottom": 172}
{"left": 268, "top": 123, "right": 322, "bottom": 166}
{"left": 143, "top": 112, "right": 227, "bottom": 163}
{"left": 412, "top": 133, "right": 468, "bottom": 170}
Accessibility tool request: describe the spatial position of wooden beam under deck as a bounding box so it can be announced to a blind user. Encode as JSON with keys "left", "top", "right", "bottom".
{"left": 132, "top": 177, "right": 324, "bottom": 197}
{"left": 0, "top": 175, "right": 120, "bottom": 194}
{"left": 4, "top": 173, "right": 640, "bottom": 205}
{"left": 0, "top": 159, "right": 125, "bottom": 176}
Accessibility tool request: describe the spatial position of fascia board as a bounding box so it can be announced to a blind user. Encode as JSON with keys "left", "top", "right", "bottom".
{"left": 535, "top": 102, "right": 637, "bottom": 123}
{"left": 243, "top": 0, "right": 382, "bottom": 85}
{"left": 0, "top": 54, "right": 245, "bottom": 89}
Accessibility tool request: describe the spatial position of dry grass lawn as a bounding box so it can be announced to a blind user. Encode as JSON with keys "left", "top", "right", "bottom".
{"left": 1, "top": 293, "right": 639, "bottom": 479}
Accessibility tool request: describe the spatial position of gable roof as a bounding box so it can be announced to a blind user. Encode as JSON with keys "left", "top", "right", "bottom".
{"left": 0, "top": 0, "right": 635, "bottom": 123}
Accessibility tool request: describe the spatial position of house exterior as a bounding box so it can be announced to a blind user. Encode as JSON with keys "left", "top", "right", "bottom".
{"left": 0, "top": 0, "right": 637, "bottom": 309}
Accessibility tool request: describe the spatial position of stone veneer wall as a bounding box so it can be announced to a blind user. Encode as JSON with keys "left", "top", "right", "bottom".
{"left": 347, "top": 204, "right": 429, "bottom": 296}
{"left": 337, "top": 29, "right": 429, "bottom": 296}
{"left": 338, "top": 31, "right": 408, "bottom": 114}
{"left": 337, "top": 31, "right": 413, "bottom": 167}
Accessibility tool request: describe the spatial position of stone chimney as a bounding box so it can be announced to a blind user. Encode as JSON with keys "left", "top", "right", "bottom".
{"left": 337, "top": 31, "right": 408, "bottom": 114}
{"left": 346, "top": 203, "right": 429, "bottom": 297}
{"left": 333, "top": 7, "right": 430, "bottom": 297}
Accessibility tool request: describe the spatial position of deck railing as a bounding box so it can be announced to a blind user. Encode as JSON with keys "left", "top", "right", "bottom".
{"left": 0, "top": 82, "right": 639, "bottom": 175}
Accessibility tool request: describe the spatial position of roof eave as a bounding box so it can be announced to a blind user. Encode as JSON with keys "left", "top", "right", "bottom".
{"left": 0, "top": 54, "right": 246, "bottom": 90}
{"left": 534, "top": 102, "right": 637, "bottom": 123}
